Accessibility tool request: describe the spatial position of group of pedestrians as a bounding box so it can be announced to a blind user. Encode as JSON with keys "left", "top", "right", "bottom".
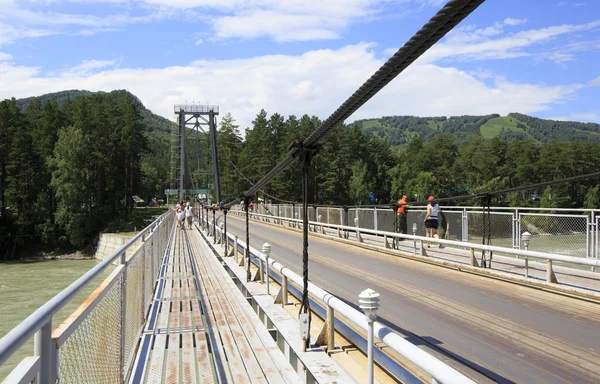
{"left": 174, "top": 201, "right": 194, "bottom": 230}
{"left": 396, "top": 195, "right": 448, "bottom": 248}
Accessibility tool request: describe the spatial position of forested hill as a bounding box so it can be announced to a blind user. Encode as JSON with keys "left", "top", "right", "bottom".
{"left": 356, "top": 113, "right": 600, "bottom": 145}
{"left": 16, "top": 89, "right": 174, "bottom": 134}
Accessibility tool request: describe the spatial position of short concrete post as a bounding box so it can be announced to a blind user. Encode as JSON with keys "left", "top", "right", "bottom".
{"left": 522, "top": 232, "right": 531, "bottom": 278}
{"left": 219, "top": 222, "right": 224, "bottom": 245}
{"left": 354, "top": 217, "right": 363, "bottom": 243}
{"left": 275, "top": 275, "right": 289, "bottom": 306}
{"left": 547, "top": 259, "right": 558, "bottom": 283}
{"left": 234, "top": 235, "right": 239, "bottom": 262}
{"left": 262, "top": 243, "right": 271, "bottom": 296}
{"left": 327, "top": 305, "right": 335, "bottom": 351}
{"left": 469, "top": 248, "right": 479, "bottom": 267}
{"left": 412, "top": 223, "right": 417, "bottom": 254}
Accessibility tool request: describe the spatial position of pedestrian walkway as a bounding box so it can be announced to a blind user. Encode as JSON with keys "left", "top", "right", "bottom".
{"left": 128, "top": 226, "right": 302, "bottom": 383}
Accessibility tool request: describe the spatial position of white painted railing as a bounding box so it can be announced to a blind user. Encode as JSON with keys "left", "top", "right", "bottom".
{"left": 203, "top": 211, "right": 476, "bottom": 384}
{"left": 233, "top": 211, "right": 600, "bottom": 280}
{"left": 0, "top": 212, "right": 173, "bottom": 384}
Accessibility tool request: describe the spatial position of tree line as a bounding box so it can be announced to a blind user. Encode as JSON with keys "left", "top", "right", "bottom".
{"left": 216, "top": 110, "right": 600, "bottom": 210}
{"left": 0, "top": 91, "right": 152, "bottom": 259}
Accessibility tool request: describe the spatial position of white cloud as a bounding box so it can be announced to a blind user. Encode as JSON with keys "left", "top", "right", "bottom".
{"left": 550, "top": 112, "right": 599, "bottom": 122}
{"left": 66, "top": 59, "right": 118, "bottom": 76}
{"left": 589, "top": 76, "right": 600, "bottom": 86}
{"left": 0, "top": 52, "right": 12, "bottom": 61}
{"left": 416, "top": 19, "right": 600, "bottom": 63}
{"left": 0, "top": 43, "right": 581, "bottom": 129}
{"left": 195, "top": 38, "right": 203, "bottom": 45}
{"left": 503, "top": 18, "right": 527, "bottom": 26}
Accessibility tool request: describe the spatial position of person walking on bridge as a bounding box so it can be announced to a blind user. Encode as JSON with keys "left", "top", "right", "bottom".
{"left": 424, "top": 196, "right": 441, "bottom": 248}
{"left": 185, "top": 202, "right": 194, "bottom": 229}
{"left": 395, "top": 194, "right": 408, "bottom": 247}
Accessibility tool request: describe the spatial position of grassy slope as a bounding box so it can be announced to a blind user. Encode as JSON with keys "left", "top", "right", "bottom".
{"left": 479, "top": 116, "right": 531, "bottom": 139}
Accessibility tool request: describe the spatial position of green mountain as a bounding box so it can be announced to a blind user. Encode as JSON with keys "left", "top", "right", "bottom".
{"left": 356, "top": 113, "right": 600, "bottom": 145}
{"left": 15, "top": 89, "right": 175, "bottom": 134}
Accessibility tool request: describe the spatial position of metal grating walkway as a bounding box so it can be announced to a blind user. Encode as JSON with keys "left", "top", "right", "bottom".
{"left": 127, "top": 225, "right": 301, "bottom": 384}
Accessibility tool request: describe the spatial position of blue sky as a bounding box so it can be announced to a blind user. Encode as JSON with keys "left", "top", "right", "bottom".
{"left": 0, "top": 0, "right": 599, "bottom": 128}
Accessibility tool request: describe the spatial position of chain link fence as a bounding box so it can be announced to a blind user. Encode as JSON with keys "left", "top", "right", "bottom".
{"left": 257, "top": 204, "right": 600, "bottom": 260}
{"left": 49, "top": 213, "right": 173, "bottom": 384}
{"left": 57, "top": 274, "right": 123, "bottom": 384}
{"left": 519, "top": 213, "right": 589, "bottom": 258}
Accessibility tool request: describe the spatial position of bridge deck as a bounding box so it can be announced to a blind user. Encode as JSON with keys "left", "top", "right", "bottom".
{"left": 226, "top": 215, "right": 600, "bottom": 384}
{"left": 128, "top": 225, "right": 301, "bottom": 384}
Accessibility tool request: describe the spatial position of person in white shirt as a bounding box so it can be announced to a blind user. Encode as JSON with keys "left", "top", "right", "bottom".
{"left": 185, "top": 202, "right": 194, "bottom": 229}
{"left": 423, "top": 196, "right": 441, "bottom": 248}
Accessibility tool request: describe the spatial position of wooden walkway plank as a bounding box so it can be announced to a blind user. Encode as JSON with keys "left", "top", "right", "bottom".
{"left": 192, "top": 233, "right": 288, "bottom": 384}
{"left": 194, "top": 257, "right": 253, "bottom": 384}
{"left": 196, "top": 233, "right": 299, "bottom": 384}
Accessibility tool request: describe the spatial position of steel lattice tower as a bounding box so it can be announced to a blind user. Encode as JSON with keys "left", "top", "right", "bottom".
{"left": 171, "top": 104, "right": 221, "bottom": 203}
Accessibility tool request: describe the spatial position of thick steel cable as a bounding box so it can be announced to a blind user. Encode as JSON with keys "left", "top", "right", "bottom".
{"left": 224, "top": 0, "right": 486, "bottom": 207}
{"left": 299, "top": 158, "right": 312, "bottom": 351}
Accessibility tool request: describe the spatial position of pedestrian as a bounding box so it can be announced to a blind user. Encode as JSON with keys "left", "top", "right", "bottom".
{"left": 423, "top": 196, "right": 441, "bottom": 248}
{"left": 395, "top": 194, "right": 408, "bottom": 246}
{"left": 185, "top": 202, "right": 194, "bottom": 229}
{"left": 176, "top": 209, "right": 184, "bottom": 229}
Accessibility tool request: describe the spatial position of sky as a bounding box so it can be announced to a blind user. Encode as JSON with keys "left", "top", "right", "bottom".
{"left": 0, "top": 0, "right": 599, "bottom": 130}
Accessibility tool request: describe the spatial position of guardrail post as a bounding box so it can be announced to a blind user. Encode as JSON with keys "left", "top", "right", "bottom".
{"left": 419, "top": 240, "right": 426, "bottom": 256}
{"left": 219, "top": 222, "right": 224, "bottom": 245}
{"left": 546, "top": 260, "right": 558, "bottom": 283}
{"left": 34, "top": 319, "right": 55, "bottom": 384}
{"left": 234, "top": 235, "right": 239, "bottom": 261}
{"left": 119, "top": 251, "right": 127, "bottom": 382}
{"left": 374, "top": 207, "right": 378, "bottom": 232}
{"left": 316, "top": 305, "right": 335, "bottom": 351}
{"left": 263, "top": 243, "right": 271, "bottom": 295}
{"left": 469, "top": 248, "right": 479, "bottom": 267}
{"left": 223, "top": 210, "right": 228, "bottom": 256}
{"left": 275, "top": 275, "right": 289, "bottom": 306}
{"left": 343, "top": 207, "right": 349, "bottom": 239}
{"left": 354, "top": 217, "right": 363, "bottom": 243}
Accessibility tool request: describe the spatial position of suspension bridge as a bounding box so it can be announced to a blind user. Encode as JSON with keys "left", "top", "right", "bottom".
{"left": 1, "top": 0, "right": 600, "bottom": 383}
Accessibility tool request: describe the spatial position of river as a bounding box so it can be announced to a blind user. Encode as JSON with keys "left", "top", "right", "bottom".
{"left": 0, "top": 258, "right": 113, "bottom": 379}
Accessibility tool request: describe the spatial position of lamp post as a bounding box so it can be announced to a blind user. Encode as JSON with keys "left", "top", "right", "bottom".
{"left": 359, "top": 289, "right": 380, "bottom": 384}
{"left": 412, "top": 223, "right": 418, "bottom": 254}
{"left": 522, "top": 231, "right": 531, "bottom": 278}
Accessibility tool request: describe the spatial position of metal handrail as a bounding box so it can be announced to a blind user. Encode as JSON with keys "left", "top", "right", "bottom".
{"left": 205, "top": 215, "right": 475, "bottom": 384}
{"left": 0, "top": 211, "right": 171, "bottom": 367}
{"left": 238, "top": 211, "right": 600, "bottom": 268}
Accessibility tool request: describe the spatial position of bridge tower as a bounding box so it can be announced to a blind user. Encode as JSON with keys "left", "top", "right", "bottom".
{"left": 172, "top": 104, "right": 221, "bottom": 203}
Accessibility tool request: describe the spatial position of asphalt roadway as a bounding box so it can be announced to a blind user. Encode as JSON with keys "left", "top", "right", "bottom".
{"left": 222, "top": 215, "right": 600, "bottom": 384}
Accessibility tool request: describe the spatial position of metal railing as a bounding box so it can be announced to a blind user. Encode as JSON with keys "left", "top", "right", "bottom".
{"left": 203, "top": 212, "right": 476, "bottom": 384}
{"left": 257, "top": 204, "right": 600, "bottom": 261}
{"left": 0, "top": 211, "right": 174, "bottom": 384}
{"left": 231, "top": 209, "right": 600, "bottom": 282}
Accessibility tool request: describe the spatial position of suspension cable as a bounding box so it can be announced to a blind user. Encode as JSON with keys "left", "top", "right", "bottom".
{"left": 224, "top": 0, "right": 486, "bottom": 208}
{"left": 295, "top": 142, "right": 319, "bottom": 351}
{"left": 221, "top": 144, "right": 299, "bottom": 205}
